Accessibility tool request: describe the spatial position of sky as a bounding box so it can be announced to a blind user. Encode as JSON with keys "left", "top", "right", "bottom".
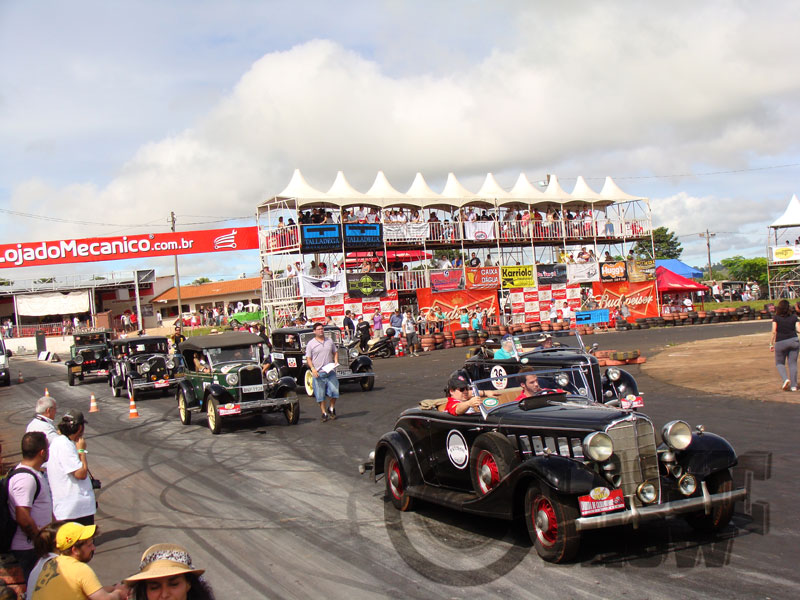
{"left": 1, "top": 0, "right": 799, "bottom": 284}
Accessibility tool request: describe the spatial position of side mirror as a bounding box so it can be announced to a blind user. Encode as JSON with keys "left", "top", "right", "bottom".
{"left": 589, "top": 343, "right": 599, "bottom": 355}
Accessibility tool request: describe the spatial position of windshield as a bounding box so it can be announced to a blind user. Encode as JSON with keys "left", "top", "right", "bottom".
{"left": 206, "top": 344, "right": 260, "bottom": 366}
{"left": 75, "top": 333, "right": 108, "bottom": 346}
{"left": 300, "top": 329, "right": 342, "bottom": 348}
{"left": 472, "top": 366, "right": 596, "bottom": 409}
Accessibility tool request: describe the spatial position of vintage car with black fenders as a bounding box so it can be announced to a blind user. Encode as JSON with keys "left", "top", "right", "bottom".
{"left": 176, "top": 332, "right": 298, "bottom": 434}
{"left": 66, "top": 330, "right": 113, "bottom": 386}
{"left": 270, "top": 325, "right": 375, "bottom": 396}
{"left": 108, "top": 336, "right": 184, "bottom": 400}
{"left": 364, "top": 369, "right": 746, "bottom": 563}
{"left": 464, "top": 330, "right": 639, "bottom": 403}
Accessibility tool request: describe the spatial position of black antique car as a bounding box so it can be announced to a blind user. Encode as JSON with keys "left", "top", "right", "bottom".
{"left": 365, "top": 370, "right": 746, "bottom": 563}
{"left": 176, "top": 332, "right": 298, "bottom": 434}
{"left": 108, "top": 336, "right": 184, "bottom": 400}
{"left": 464, "top": 330, "right": 638, "bottom": 403}
{"left": 66, "top": 331, "right": 112, "bottom": 386}
{"left": 270, "top": 326, "right": 375, "bottom": 396}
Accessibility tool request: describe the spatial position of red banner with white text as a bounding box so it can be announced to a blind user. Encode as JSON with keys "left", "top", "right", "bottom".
{"left": 0, "top": 227, "right": 259, "bottom": 269}
{"left": 591, "top": 280, "right": 659, "bottom": 321}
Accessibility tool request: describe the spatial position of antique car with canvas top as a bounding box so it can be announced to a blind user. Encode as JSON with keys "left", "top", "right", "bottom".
{"left": 108, "top": 336, "right": 184, "bottom": 400}
{"left": 464, "top": 329, "right": 638, "bottom": 404}
{"left": 66, "top": 330, "right": 112, "bottom": 386}
{"left": 176, "top": 332, "right": 298, "bottom": 434}
{"left": 364, "top": 369, "right": 746, "bottom": 563}
{"left": 270, "top": 325, "right": 375, "bottom": 396}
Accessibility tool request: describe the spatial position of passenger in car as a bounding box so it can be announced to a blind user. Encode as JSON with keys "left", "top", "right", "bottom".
{"left": 492, "top": 335, "right": 516, "bottom": 360}
{"left": 193, "top": 353, "right": 210, "bottom": 373}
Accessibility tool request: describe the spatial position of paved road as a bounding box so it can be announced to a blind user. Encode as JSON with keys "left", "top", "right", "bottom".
{"left": 0, "top": 320, "right": 796, "bottom": 599}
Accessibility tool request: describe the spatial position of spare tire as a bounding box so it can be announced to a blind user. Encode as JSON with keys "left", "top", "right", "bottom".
{"left": 469, "top": 432, "right": 520, "bottom": 496}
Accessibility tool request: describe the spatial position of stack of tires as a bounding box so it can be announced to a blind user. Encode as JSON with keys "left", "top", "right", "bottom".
{"left": 420, "top": 334, "right": 436, "bottom": 352}
{"left": 453, "top": 329, "right": 470, "bottom": 347}
{"left": 615, "top": 319, "right": 632, "bottom": 331}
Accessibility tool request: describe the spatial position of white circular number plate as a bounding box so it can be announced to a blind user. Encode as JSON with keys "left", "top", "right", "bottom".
{"left": 490, "top": 365, "right": 507, "bottom": 389}
{"left": 446, "top": 430, "right": 469, "bottom": 469}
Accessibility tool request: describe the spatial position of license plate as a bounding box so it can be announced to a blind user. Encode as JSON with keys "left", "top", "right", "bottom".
{"left": 272, "top": 352, "right": 284, "bottom": 359}
{"left": 336, "top": 368, "right": 352, "bottom": 376}
{"left": 96, "top": 369, "right": 108, "bottom": 376}
{"left": 218, "top": 403, "right": 241, "bottom": 416}
{"left": 578, "top": 487, "right": 625, "bottom": 516}
{"left": 71, "top": 366, "right": 82, "bottom": 373}
{"left": 154, "top": 381, "right": 169, "bottom": 388}
{"left": 241, "top": 384, "right": 264, "bottom": 393}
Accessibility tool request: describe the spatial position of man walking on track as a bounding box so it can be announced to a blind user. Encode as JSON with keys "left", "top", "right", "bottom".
{"left": 306, "top": 322, "right": 339, "bottom": 422}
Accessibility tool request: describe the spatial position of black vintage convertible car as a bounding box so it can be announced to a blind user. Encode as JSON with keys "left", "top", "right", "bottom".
{"left": 365, "top": 370, "right": 746, "bottom": 563}
{"left": 464, "top": 330, "right": 638, "bottom": 404}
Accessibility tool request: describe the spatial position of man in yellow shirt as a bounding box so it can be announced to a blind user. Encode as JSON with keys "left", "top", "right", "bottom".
{"left": 32, "top": 522, "right": 127, "bottom": 599}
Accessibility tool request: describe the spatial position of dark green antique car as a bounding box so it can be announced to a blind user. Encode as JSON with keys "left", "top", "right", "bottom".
{"left": 66, "top": 331, "right": 112, "bottom": 387}
{"left": 176, "top": 332, "right": 298, "bottom": 434}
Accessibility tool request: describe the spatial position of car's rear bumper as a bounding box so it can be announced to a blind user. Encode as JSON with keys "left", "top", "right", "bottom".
{"left": 575, "top": 485, "right": 747, "bottom": 531}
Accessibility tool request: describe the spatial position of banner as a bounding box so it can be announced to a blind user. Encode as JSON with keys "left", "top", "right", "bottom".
{"left": 343, "top": 223, "right": 383, "bottom": 249}
{"left": 298, "top": 275, "right": 347, "bottom": 298}
{"left": 345, "top": 272, "right": 388, "bottom": 298}
{"left": 0, "top": 227, "right": 259, "bottom": 269}
{"left": 566, "top": 262, "right": 600, "bottom": 283}
{"left": 627, "top": 259, "right": 656, "bottom": 282}
{"left": 416, "top": 288, "right": 499, "bottom": 331}
{"left": 465, "top": 267, "right": 500, "bottom": 289}
{"left": 463, "top": 221, "right": 495, "bottom": 241}
{"left": 383, "top": 222, "right": 429, "bottom": 242}
{"left": 592, "top": 280, "right": 659, "bottom": 320}
{"left": 501, "top": 265, "right": 536, "bottom": 289}
{"left": 536, "top": 264, "right": 567, "bottom": 285}
{"left": 17, "top": 291, "right": 90, "bottom": 316}
{"left": 305, "top": 290, "right": 398, "bottom": 327}
{"left": 508, "top": 284, "right": 581, "bottom": 323}
{"left": 600, "top": 261, "right": 628, "bottom": 282}
{"left": 430, "top": 269, "right": 465, "bottom": 293}
{"left": 299, "top": 224, "right": 342, "bottom": 253}
{"left": 771, "top": 245, "right": 800, "bottom": 262}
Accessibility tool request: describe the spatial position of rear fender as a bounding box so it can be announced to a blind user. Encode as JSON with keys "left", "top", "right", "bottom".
{"left": 677, "top": 432, "right": 738, "bottom": 478}
{"left": 373, "top": 429, "right": 420, "bottom": 486}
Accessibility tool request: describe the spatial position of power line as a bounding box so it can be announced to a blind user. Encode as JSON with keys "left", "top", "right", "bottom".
{"left": 577, "top": 162, "right": 800, "bottom": 181}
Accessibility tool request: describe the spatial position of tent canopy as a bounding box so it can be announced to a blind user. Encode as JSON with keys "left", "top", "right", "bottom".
{"left": 770, "top": 194, "right": 800, "bottom": 228}
{"left": 656, "top": 267, "right": 709, "bottom": 292}
{"left": 655, "top": 259, "right": 703, "bottom": 279}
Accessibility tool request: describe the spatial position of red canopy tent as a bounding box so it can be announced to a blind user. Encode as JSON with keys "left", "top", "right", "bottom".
{"left": 656, "top": 266, "right": 709, "bottom": 312}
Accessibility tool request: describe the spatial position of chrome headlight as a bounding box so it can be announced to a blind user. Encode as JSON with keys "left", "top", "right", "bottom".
{"left": 555, "top": 373, "right": 570, "bottom": 388}
{"left": 583, "top": 431, "right": 614, "bottom": 462}
{"left": 265, "top": 368, "right": 279, "bottom": 383}
{"left": 226, "top": 373, "right": 239, "bottom": 386}
{"left": 74, "top": 354, "right": 84, "bottom": 364}
{"left": 678, "top": 474, "right": 697, "bottom": 496}
{"left": 662, "top": 420, "right": 692, "bottom": 450}
{"left": 637, "top": 481, "right": 658, "bottom": 504}
{"left": 350, "top": 349, "right": 359, "bottom": 358}
{"left": 606, "top": 367, "right": 621, "bottom": 381}
{"left": 166, "top": 359, "right": 175, "bottom": 369}
{"left": 141, "top": 363, "right": 151, "bottom": 373}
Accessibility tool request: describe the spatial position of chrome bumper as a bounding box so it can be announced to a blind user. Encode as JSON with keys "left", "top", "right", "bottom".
{"left": 131, "top": 377, "right": 183, "bottom": 389}
{"left": 575, "top": 484, "right": 747, "bottom": 531}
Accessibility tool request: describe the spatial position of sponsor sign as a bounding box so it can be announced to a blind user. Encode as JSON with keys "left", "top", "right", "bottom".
{"left": 416, "top": 288, "right": 500, "bottom": 333}
{"left": 620, "top": 394, "right": 645, "bottom": 409}
{"left": 464, "top": 221, "right": 495, "bottom": 241}
{"left": 446, "top": 430, "right": 469, "bottom": 469}
{"left": 772, "top": 245, "right": 800, "bottom": 262}
{"left": 566, "top": 262, "right": 600, "bottom": 283}
{"left": 299, "top": 224, "right": 342, "bottom": 253}
{"left": 578, "top": 487, "right": 625, "bottom": 516}
{"left": 501, "top": 265, "right": 536, "bottom": 289}
{"left": 345, "top": 273, "right": 388, "bottom": 298}
{"left": 298, "top": 275, "right": 347, "bottom": 298}
{"left": 217, "top": 403, "right": 242, "bottom": 416}
{"left": 343, "top": 223, "right": 383, "bottom": 249}
{"left": 384, "top": 222, "right": 429, "bottom": 242}
{"left": 592, "top": 280, "right": 659, "bottom": 320}
{"left": 600, "top": 261, "right": 628, "bottom": 282}
{"left": 430, "top": 269, "right": 465, "bottom": 293}
{"left": 536, "top": 264, "right": 568, "bottom": 285}
{"left": 575, "top": 309, "right": 610, "bottom": 325}
{"left": 465, "top": 267, "right": 500, "bottom": 290}
{"left": 627, "top": 259, "right": 656, "bottom": 282}
{"left": 287, "top": 357, "right": 296, "bottom": 368}
{"left": 0, "top": 227, "right": 259, "bottom": 269}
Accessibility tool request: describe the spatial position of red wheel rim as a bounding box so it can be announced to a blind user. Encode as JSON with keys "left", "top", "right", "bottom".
{"left": 476, "top": 450, "right": 500, "bottom": 494}
{"left": 388, "top": 459, "right": 403, "bottom": 500}
{"left": 533, "top": 497, "right": 558, "bottom": 547}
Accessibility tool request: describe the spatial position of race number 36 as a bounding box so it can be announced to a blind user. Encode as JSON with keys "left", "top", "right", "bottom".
{"left": 490, "top": 365, "right": 507, "bottom": 389}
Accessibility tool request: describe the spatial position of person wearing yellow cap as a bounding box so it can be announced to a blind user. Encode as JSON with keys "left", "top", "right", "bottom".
{"left": 123, "top": 544, "right": 215, "bottom": 600}
{"left": 30, "top": 522, "right": 127, "bottom": 600}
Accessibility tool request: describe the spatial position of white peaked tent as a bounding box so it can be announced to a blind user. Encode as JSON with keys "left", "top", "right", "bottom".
{"left": 770, "top": 194, "right": 800, "bottom": 228}
{"left": 263, "top": 169, "right": 646, "bottom": 209}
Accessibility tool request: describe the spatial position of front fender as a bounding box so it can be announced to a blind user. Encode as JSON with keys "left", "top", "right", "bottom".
{"left": 206, "top": 383, "right": 234, "bottom": 404}
{"left": 350, "top": 355, "right": 373, "bottom": 371}
{"left": 272, "top": 377, "right": 297, "bottom": 398}
{"left": 676, "top": 432, "right": 738, "bottom": 478}
{"left": 602, "top": 368, "right": 639, "bottom": 399}
{"left": 373, "top": 429, "right": 420, "bottom": 487}
{"left": 514, "top": 455, "right": 608, "bottom": 495}
{"left": 177, "top": 380, "right": 198, "bottom": 407}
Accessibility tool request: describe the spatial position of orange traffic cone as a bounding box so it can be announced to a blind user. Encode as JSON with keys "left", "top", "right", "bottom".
{"left": 44, "top": 387, "right": 49, "bottom": 396}
{"left": 89, "top": 393, "right": 99, "bottom": 413}
{"left": 18, "top": 371, "right": 23, "bottom": 383}
{"left": 128, "top": 396, "right": 139, "bottom": 419}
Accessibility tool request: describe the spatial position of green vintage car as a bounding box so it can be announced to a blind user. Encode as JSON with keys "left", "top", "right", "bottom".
{"left": 65, "top": 331, "right": 113, "bottom": 387}
{"left": 175, "top": 332, "right": 298, "bottom": 434}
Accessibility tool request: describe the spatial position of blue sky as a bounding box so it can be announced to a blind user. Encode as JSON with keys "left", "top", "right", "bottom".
{"left": 1, "top": 1, "right": 799, "bottom": 283}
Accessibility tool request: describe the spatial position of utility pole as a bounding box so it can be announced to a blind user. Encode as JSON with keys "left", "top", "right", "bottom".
{"left": 171, "top": 212, "right": 183, "bottom": 332}
{"left": 699, "top": 229, "right": 716, "bottom": 280}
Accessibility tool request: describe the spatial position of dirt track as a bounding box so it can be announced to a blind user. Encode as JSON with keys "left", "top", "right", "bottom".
{"left": 643, "top": 331, "right": 800, "bottom": 404}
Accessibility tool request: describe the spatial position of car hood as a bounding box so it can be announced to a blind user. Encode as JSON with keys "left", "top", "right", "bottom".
{"left": 493, "top": 401, "right": 632, "bottom": 430}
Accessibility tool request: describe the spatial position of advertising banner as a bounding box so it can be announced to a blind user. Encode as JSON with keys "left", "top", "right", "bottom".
{"left": 575, "top": 309, "right": 611, "bottom": 325}
{"left": 536, "top": 263, "right": 568, "bottom": 285}
{"left": 383, "top": 223, "right": 429, "bottom": 242}
{"left": 627, "top": 259, "right": 656, "bottom": 282}
{"left": 345, "top": 272, "right": 388, "bottom": 298}
{"left": 592, "top": 280, "right": 659, "bottom": 321}
{"left": 772, "top": 245, "right": 800, "bottom": 262}
{"left": 343, "top": 223, "right": 383, "bottom": 249}
{"left": 501, "top": 265, "right": 536, "bottom": 289}
{"left": 416, "top": 288, "right": 499, "bottom": 332}
{"left": 463, "top": 221, "right": 495, "bottom": 241}
{"left": 508, "top": 284, "right": 581, "bottom": 323}
{"left": 305, "top": 290, "right": 398, "bottom": 327}
{"left": 0, "top": 227, "right": 259, "bottom": 269}
{"left": 566, "top": 262, "right": 600, "bottom": 283}
{"left": 465, "top": 267, "right": 500, "bottom": 289}
{"left": 600, "top": 261, "right": 628, "bottom": 282}
{"left": 298, "top": 275, "right": 347, "bottom": 298}
{"left": 299, "top": 224, "right": 342, "bottom": 253}
{"left": 430, "top": 269, "right": 465, "bottom": 293}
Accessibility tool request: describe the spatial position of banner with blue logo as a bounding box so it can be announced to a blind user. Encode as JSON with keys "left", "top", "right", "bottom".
{"left": 300, "top": 224, "right": 342, "bottom": 253}
{"left": 343, "top": 223, "right": 383, "bottom": 249}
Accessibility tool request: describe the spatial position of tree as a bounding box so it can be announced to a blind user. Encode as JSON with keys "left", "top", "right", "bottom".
{"left": 34, "top": 277, "right": 55, "bottom": 284}
{"left": 633, "top": 226, "right": 682, "bottom": 259}
{"left": 720, "top": 256, "right": 768, "bottom": 287}
{"left": 192, "top": 277, "right": 212, "bottom": 285}
{"left": 0, "top": 278, "right": 12, "bottom": 286}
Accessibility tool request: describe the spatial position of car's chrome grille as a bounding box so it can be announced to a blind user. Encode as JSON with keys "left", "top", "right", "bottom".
{"left": 239, "top": 365, "right": 264, "bottom": 402}
{"left": 605, "top": 417, "right": 660, "bottom": 506}
{"left": 149, "top": 356, "right": 167, "bottom": 379}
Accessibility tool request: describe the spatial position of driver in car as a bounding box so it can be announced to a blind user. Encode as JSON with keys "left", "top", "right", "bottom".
{"left": 444, "top": 373, "right": 501, "bottom": 415}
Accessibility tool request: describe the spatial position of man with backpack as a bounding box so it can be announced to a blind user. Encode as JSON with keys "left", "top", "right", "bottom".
{"left": 3, "top": 431, "right": 53, "bottom": 581}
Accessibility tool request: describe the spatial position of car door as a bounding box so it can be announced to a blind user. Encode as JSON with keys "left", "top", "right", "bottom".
{"left": 426, "top": 412, "right": 486, "bottom": 491}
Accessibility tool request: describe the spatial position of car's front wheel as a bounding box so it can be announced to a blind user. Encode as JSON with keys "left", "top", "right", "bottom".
{"left": 283, "top": 394, "right": 300, "bottom": 425}
{"left": 469, "top": 432, "right": 518, "bottom": 496}
{"left": 68, "top": 372, "right": 76, "bottom": 387}
{"left": 206, "top": 397, "right": 221, "bottom": 434}
{"left": 178, "top": 389, "right": 191, "bottom": 425}
{"left": 384, "top": 450, "right": 414, "bottom": 512}
{"left": 358, "top": 366, "right": 374, "bottom": 391}
{"left": 685, "top": 469, "right": 735, "bottom": 532}
{"left": 303, "top": 369, "right": 314, "bottom": 397}
{"left": 524, "top": 485, "right": 580, "bottom": 563}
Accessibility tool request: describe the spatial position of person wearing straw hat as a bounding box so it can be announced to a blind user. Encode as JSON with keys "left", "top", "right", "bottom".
{"left": 123, "top": 543, "right": 215, "bottom": 600}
